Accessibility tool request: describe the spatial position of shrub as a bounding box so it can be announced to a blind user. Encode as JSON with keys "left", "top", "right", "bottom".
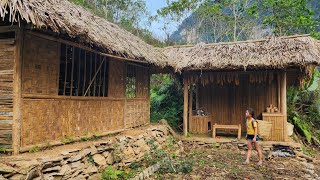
{"left": 101, "top": 166, "right": 124, "bottom": 180}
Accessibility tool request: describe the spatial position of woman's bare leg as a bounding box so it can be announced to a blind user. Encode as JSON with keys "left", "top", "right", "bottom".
{"left": 254, "top": 141, "right": 263, "bottom": 165}
{"left": 245, "top": 140, "right": 252, "bottom": 163}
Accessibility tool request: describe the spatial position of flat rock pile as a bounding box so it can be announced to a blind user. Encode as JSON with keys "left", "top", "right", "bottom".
{"left": 0, "top": 125, "right": 170, "bottom": 180}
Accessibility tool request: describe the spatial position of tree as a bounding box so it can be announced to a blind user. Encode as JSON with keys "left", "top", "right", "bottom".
{"left": 259, "top": 0, "right": 317, "bottom": 36}
{"left": 157, "top": 0, "right": 259, "bottom": 43}
{"left": 150, "top": 74, "right": 183, "bottom": 129}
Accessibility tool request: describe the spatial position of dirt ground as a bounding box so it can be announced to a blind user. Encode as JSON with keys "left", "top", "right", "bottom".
{"left": 150, "top": 144, "right": 320, "bottom": 180}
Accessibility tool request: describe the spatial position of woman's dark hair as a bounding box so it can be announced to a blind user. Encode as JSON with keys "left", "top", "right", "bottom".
{"left": 247, "top": 108, "right": 255, "bottom": 118}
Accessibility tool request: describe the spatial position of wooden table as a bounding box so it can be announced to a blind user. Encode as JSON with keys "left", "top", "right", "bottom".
{"left": 212, "top": 123, "right": 242, "bottom": 140}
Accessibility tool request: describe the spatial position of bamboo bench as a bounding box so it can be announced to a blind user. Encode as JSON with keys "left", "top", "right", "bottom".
{"left": 212, "top": 123, "right": 242, "bottom": 140}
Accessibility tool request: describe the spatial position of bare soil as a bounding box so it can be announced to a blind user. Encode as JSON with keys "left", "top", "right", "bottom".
{"left": 150, "top": 144, "right": 320, "bottom": 180}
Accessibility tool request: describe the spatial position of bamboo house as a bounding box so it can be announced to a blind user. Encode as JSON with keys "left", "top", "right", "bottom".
{"left": 0, "top": 0, "right": 167, "bottom": 154}
{"left": 162, "top": 36, "right": 320, "bottom": 141}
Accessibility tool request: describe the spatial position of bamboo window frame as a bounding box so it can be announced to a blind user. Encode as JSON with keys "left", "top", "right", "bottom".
{"left": 58, "top": 43, "right": 109, "bottom": 97}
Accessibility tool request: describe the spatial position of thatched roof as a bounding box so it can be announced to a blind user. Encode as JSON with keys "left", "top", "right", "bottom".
{"left": 161, "top": 35, "right": 320, "bottom": 72}
{"left": 0, "top": 0, "right": 167, "bottom": 66}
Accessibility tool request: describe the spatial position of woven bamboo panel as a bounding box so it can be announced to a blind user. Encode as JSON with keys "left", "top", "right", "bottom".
{"left": 136, "top": 67, "right": 149, "bottom": 98}
{"left": 189, "top": 116, "right": 209, "bottom": 134}
{"left": 125, "top": 99, "right": 150, "bottom": 128}
{"left": 21, "top": 99, "right": 125, "bottom": 146}
{"left": 0, "top": 41, "right": 14, "bottom": 148}
{"left": 108, "top": 60, "right": 125, "bottom": 98}
{"left": 198, "top": 73, "right": 278, "bottom": 132}
{"left": 262, "top": 113, "right": 286, "bottom": 141}
{"left": 22, "top": 34, "right": 59, "bottom": 95}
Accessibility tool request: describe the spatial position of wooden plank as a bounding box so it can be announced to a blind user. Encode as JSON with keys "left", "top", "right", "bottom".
{"left": 183, "top": 77, "right": 189, "bottom": 136}
{"left": 0, "top": 123, "right": 12, "bottom": 130}
{"left": 12, "top": 28, "right": 23, "bottom": 155}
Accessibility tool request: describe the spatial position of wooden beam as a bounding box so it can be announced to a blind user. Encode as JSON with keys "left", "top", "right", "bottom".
{"left": 183, "top": 76, "right": 189, "bottom": 136}
{"left": 0, "top": 25, "right": 19, "bottom": 33}
{"left": 281, "top": 71, "right": 288, "bottom": 141}
{"left": 12, "top": 28, "right": 23, "bottom": 155}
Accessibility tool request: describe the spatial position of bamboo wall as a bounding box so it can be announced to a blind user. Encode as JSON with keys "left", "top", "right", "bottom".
{"left": 198, "top": 73, "right": 278, "bottom": 131}
{"left": 18, "top": 33, "right": 150, "bottom": 147}
{"left": 125, "top": 99, "right": 150, "bottom": 128}
{"left": 108, "top": 61, "right": 125, "bottom": 98}
{"left": 21, "top": 99, "right": 125, "bottom": 146}
{"left": 22, "top": 34, "right": 60, "bottom": 95}
{"left": 0, "top": 39, "right": 14, "bottom": 148}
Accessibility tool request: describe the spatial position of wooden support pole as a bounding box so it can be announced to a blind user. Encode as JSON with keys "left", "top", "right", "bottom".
{"left": 281, "top": 71, "right": 288, "bottom": 141}
{"left": 189, "top": 84, "right": 193, "bottom": 132}
{"left": 183, "top": 77, "right": 189, "bottom": 137}
{"left": 277, "top": 72, "right": 281, "bottom": 112}
{"left": 195, "top": 83, "right": 199, "bottom": 110}
{"left": 12, "top": 28, "right": 23, "bottom": 155}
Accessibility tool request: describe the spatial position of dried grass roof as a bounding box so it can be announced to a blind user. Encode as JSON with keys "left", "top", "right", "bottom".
{"left": 161, "top": 35, "right": 320, "bottom": 72}
{"left": 0, "top": 0, "right": 167, "bottom": 66}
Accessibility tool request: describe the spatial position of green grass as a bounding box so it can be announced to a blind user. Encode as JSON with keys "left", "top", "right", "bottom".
{"left": 62, "top": 136, "right": 76, "bottom": 144}
{"left": 29, "top": 146, "right": 41, "bottom": 153}
{"left": 0, "top": 146, "right": 7, "bottom": 153}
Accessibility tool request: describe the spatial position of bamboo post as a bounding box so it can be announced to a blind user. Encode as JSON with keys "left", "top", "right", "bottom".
{"left": 277, "top": 72, "right": 281, "bottom": 112}
{"left": 281, "top": 71, "right": 288, "bottom": 141}
{"left": 12, "top": 28, "right": 23, "bottom": 155}
{"left": 123, "top": 62, "right": 127, "bottom": 129}
{"left": 195, "top": 83, "right": 199, "bottom": 110}
{"left": 183, "top": 77, "right": 189, "bottom": 137}
{"left": 189, "top": 84, "right": 193, "bottom": 133}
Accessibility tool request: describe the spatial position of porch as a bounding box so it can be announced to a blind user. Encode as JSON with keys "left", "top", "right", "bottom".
{"left": 182, "top": 71, "right": 289, "bottom": 141}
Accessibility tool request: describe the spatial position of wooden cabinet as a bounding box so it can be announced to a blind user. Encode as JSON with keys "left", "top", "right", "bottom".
{"left": 190, "top": 116, "right": 210, "bottom": 134}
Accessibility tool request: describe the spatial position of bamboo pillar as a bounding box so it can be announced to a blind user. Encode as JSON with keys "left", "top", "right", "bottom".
{"left": 189, "top": 84, "right": 193, "bottom": 133}
{"left": 183, "top": 77, "right": 189, "bottom": 136}
{"left": 281, "top": 71, "right": 288, "bottom": 141}
{"left": 195, "top": 83, "right": 199, "bottom": 110}
{"left": 12, "top": 28, "right": 23, "bottom": 155}
{"left": 277, "top": 72, "right": 281, "bottom": 112}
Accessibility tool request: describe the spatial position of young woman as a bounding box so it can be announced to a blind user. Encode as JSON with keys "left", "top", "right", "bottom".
{"left": 243, "top": 108, "right": 263, "bottom": 166}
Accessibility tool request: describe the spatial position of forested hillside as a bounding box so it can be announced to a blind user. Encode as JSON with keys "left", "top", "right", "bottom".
{"left": 161, "top": 0, "right": 320, "bottom": 44}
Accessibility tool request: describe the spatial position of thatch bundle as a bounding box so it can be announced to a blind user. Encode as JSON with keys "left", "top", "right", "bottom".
{"left": 186, "top": 72, "right": 240, "bottom": 86}
{"left": 0, "top": 0, "right": 168, "bottom": 66}
{"left": 186, "top": 71, "right": 278, "bottom": 86}
{"left": 162, "top": 35, "right": 320, "bottom": 72}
